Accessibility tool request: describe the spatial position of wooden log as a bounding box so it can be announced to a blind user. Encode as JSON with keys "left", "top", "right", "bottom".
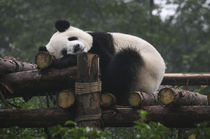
{"left": 101, "top": 93, "right": 116, "bottom": 107}
{"left": 75, "top": 53, "right": 102, "bottom": 128}
{"left": 0, "top": 106, "right": 210, "bottom": 128}
{"left": 0, "top": 57, "right": 37, "bottom": 75}
{"left": 35, "top": 51, "right": 55, "bottom": 69}
{"left": 208, "top": 93, "right": 210, "bottom": 105}
{"left": 0, "top": 108, "right": 72, "bottom": 128}
{"left": 127, "top": 86, "right": 166, "bottom": 107}
{"left": 143, "top": 106, "right": 210, "bottom": 128}
{"left": 162, "top": 73, "right": 210, "bottom": 85}
{"left": 1, "top": 59, "right": 210, "bottom": 99}
{"left": 57, "top": 90, "right": 75, "bottom": 109}
{"left": 0, "top": 66, "right": 77, "bottom": 98}
{"left": 158, "top": 87, "right": 208, "bottom": 106}
{"left": 128, "top": 91, "right": 158, "bottom": 107}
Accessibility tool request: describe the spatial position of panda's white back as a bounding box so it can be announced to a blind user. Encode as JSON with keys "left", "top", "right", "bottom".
{"left": 110, "top": 32, "right": 166, "bottom": 93}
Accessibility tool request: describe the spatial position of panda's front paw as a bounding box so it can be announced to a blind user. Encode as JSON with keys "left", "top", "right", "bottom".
{"left": 39, "top": 46, "right": 47, "bottom": 52}
{"left": 52, "top": 54, "right": 77, "bottom": 68}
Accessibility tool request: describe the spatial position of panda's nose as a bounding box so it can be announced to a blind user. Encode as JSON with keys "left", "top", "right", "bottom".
{"left": 73, "top": 44, "right": 81, "bottom": 53}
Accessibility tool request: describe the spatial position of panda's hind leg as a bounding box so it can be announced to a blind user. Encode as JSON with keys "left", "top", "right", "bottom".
{"left": 103, "top": 48, "right": 143, "bottom": 105}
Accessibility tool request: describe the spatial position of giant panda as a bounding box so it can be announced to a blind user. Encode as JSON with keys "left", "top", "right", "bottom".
{"left": 39, "top": 20, "right": 165, "bottom": 105}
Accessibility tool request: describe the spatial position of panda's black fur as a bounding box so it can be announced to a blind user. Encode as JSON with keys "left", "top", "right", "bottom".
{"left": 88, "top": 32, "right": 144, "bottom": 104}
{"left": 39, "top": 20, "right": 165, "bottom": 105}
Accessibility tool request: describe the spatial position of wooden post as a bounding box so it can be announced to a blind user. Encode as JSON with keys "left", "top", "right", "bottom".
{"left": 75, "top": 53, "right": 102, "bottom": 128}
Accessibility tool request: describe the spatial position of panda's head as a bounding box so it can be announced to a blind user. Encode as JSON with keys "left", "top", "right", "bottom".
{"left": 46, "top": 20, "right": 93, "bottom": 59}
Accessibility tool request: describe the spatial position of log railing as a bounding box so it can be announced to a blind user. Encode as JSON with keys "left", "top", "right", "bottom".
{"left": 0, "top": 54, "right": 210, "bottom": 128}
{"left": 0, "top": 106, "right": 210, "bottom": 128}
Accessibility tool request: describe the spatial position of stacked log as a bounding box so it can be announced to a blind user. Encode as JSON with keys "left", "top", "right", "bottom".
{"left": 0, "top": 57, "right": 36, "bottom": 75}
{"left": 0, "top": 106, "right": 210, "bottom": 128}
{"left": 1, "top": 54, "right": 210, "bottom": 129}
{"left": 158, "top": 87, "right": 208, "bottom": 106}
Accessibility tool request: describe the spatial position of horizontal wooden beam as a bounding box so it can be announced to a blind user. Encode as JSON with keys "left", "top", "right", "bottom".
{"left": 1, "top": 69, "right": 210, "bottom": 99}
{"left": 158, "top": 87, "right": 208, "bottom": 106}
{"left": 0, "top": 57, "right": 37, "bottom": 75}
{"left": 0, "top": 67, "right": 77, "bottom": 98}
{"left": 162, "top": 73, "right": 210, "bottom": 85}
{"left": 0, "top": 108, "right": 72, "bottom": 128}
{"left": 0, "top": 106, "right": 210, "bottom": 128}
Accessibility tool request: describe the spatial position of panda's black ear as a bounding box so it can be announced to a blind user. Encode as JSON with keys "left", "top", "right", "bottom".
{"left": 55, "top": 20, "right": 70, "bottom": 32}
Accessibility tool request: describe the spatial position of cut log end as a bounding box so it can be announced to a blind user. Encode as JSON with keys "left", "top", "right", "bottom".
{"left": 159, "top": 88, "right": 175, "bottom": 105}
{"left": 128, "top": 92, "right": 141, "bottom": 107}
{"left": 35, "top": 52, "right": 54, "bottom": 69}
{"left": 101, "top": 93, "right": 116, "bottom": 107}
{"left": 208, "top": 93, "right": 210, "bottom": 105}
{"left": 57, "top": 90, "right": 75, "bottom": 109}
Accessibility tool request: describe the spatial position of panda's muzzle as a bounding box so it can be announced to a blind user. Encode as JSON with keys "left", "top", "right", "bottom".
{"left": 73, "top": 44, "right": 84, "bottom": 53}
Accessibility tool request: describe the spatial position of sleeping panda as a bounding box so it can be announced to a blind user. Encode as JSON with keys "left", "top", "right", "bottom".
{"left": 39, "top": 20, "right": 165, "bottom": 105}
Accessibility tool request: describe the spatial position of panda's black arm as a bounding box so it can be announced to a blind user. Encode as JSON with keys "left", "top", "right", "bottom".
{"left": 52, "top": 54, "right": 77, "bottom": 69}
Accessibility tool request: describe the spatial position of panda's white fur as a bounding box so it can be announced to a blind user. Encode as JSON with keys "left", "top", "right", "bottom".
{"left": 110, "top": 33, "right": 165, "bottom": 93}
{"left": 46, "top": 26, "right": 93, "bottom": 58}
{"left": 40, "top": 20, "right": 165, "bottom": 104}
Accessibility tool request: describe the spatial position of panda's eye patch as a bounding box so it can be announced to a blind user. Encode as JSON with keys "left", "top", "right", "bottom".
{"left": 68, "top": 37, "right": 78, "bottom": 41}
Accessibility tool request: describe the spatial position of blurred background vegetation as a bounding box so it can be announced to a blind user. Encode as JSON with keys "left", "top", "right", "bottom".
{"left": 1, "top": 0, "right": 210, "bottom": 72}
{"left": 1, "top": 0, "right": 210, "bottom": 138}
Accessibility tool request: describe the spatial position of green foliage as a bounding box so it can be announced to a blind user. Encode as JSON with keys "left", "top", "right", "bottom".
{"left": 0, "top": 127, "right": 45, "bottom": 139}
{"left": 187, "top": 122, "right": 210, "bottom": 139}
{"left": 1, "top": 0, "right": 210, "bottom": 72}
{"left": 133, "top": 110, "right": 170, "bottom": 139}
{"left": 0, "top": 96, "right": 55, "bottom": 109}
{"left": 48, "top": 121, "right": 106, "bottom": 139}
{"left": 1, "top": 0, "right": 210, "bottom": 138}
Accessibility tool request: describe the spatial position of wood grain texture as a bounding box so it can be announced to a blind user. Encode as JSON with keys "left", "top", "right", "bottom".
{"left": 75, "top": 53, "right": 102, "bottom": 128}
{"left": 158, "top": 87, "right": 208, "bottom": 106}
{"left": 1, "top": 106, "right": 210, "bottom": 128}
